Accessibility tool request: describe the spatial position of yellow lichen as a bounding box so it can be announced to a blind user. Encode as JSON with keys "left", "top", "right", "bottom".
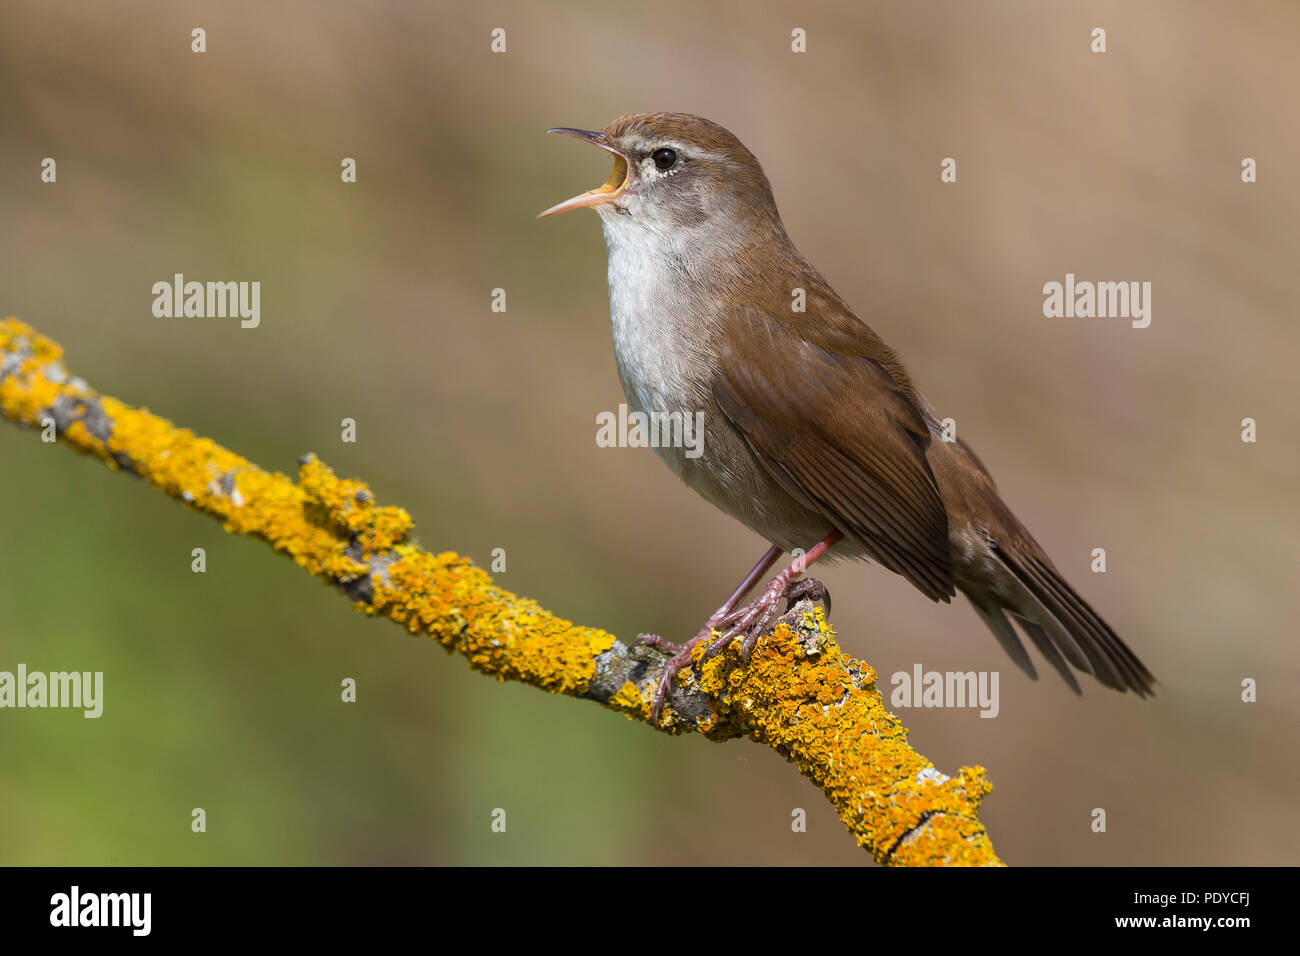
{"left": 0, "top": 316, "right": 1003, "bottom": 866}
{"left": 607, "top": 680, "right": 649, "bottom": 720}
{"left": 684, "top": 611, "right": 1001, "bottom": 865}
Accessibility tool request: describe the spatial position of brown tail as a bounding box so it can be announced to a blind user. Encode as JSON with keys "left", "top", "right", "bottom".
{"left": 965, "top": 541, "right": 1156, "bottom": 696}
{"left": 925, "top": 426, "right": 1156, "bottom": 696}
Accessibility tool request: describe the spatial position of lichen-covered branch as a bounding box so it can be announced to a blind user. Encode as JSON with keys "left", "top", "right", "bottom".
{"left": 0, "top": 317, "right": 1001, "bottom": 866}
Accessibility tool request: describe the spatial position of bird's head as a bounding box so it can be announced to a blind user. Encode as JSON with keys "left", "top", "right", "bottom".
{"left": 538, "top": 112, "right": 783, "bottom": 242}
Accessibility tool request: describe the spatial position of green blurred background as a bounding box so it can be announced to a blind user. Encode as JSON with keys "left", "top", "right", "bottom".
{"left": 1, "top": 0, "right": 1296, "bottom": 865}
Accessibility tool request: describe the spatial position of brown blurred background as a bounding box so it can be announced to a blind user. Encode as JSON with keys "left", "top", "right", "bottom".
{"left": 1, "top": 0, "right": 1296, "bottom": 865}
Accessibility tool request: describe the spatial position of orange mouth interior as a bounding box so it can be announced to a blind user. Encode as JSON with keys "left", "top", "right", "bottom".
{"left": 598, "top": 154, "right": 629, "bottom": 195}
{"left": 538, "top": 152, "right": 629, "bottom": 217}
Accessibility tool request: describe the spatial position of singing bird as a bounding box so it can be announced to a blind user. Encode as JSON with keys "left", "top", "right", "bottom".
{"left": 540, "top": 113, "right": 1155, "bottom": 722}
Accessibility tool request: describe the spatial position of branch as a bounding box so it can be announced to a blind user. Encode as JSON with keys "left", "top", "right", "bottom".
{"left": 0, "top": 317, "right": 1001, "bottom": 866}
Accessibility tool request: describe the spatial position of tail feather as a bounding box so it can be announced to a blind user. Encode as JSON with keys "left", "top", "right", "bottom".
{"left": 987, "top": 543, "right": 1156, "bottom": 697}
{"left": 1001, "top": 566, "right": 1098, "bottom": 678}
{"left": 1022, "top": 554, "right": 1153, "bottom": 693}
{"left": 1011, "top": 615, "right": 1082, "bottom": 695}
{"left": 967, "top": 596, "right": 1038, "bottom": 681}
{"left": 923, "top": 426, "right": 1155, "bottom": 697}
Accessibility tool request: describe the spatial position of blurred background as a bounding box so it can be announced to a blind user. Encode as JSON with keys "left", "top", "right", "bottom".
{"left": 1, "top": 0, "right": 1296, "bottom": 865}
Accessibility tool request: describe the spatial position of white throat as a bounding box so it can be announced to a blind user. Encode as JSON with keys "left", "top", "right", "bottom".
{"left": 598, "top": 211, "right": 711, "bottom": 427}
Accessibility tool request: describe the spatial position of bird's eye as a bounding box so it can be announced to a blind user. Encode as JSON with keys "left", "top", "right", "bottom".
{"left": 651, "top": 147, "right": 678, "bottom": 171}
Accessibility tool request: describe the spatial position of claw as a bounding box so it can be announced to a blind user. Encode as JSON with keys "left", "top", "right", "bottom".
{"left": 701, "top": 618, "right": 745, "bottom": 660}
{"left": 637, "top": 533, "right": 844, "bottom": 728}
{"left": 699, "top": 573, "right": 794, "bottom": 663}
{"left": 784, "top": 577, "right": 830, "bottom": 616}
{"left": 642, "top": 635, "right": 705, "bottom": 725}
{"left": 639, "top": 566, "right": 835, "bottom": 726}
{"left": 634, "top": 633, "right": 688, "bottom": 655}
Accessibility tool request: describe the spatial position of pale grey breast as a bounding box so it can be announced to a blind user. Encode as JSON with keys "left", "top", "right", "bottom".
{"left": 598, "top": 215, "right": 847, "bottom": 555}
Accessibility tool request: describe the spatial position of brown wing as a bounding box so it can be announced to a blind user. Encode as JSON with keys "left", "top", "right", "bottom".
{"left": 712, "top": 303, "right": 955, "bottom": 602}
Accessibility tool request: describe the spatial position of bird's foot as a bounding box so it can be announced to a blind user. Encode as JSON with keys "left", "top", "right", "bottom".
{"left": 633, "top": 633, "right": 689, "bottom": 656}
{"left": 784, "top": 577, "right": 831, "bottom": 616}
{"left": 634, "top": 573, "right": 831, "bottom": 727}
{"left": 701, "top": 571, "right": 831, "bottom": 664}
{"left": 635, "top": 631, "right": 709, "bottom": 726}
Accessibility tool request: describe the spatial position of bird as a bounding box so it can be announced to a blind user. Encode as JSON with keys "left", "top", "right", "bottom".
{"left": 539, "top": 112, "right": 1156, "bottom": 723}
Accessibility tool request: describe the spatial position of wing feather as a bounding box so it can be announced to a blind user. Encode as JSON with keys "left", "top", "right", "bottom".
{"left": 712, "top": 305, "right": 955, "bottom": 601}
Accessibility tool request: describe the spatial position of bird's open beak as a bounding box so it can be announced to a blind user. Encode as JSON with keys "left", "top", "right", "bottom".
{"left": 537, "top": 128, "right": 630, "bottom": 218}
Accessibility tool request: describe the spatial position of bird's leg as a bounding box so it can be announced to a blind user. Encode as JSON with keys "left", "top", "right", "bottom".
{"left": 701, "top": 529, "right": 843, "bottom": 662}
{"left": 638, "top": 544, "right": 783, "bottom": 655}
{"left": 636, "top": 544, "right": 782, "bottom": 723}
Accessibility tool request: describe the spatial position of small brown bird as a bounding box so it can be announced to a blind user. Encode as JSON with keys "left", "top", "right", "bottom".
{"left": 541, "top": 113, "right": 1155, "bottom": 722}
